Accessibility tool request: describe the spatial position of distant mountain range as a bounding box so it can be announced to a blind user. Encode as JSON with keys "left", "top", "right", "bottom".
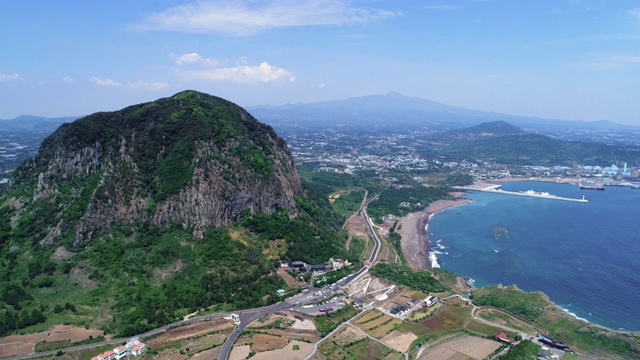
{"left": 246, "top": 92, "right": 637, "bottom": 131}
{"left": 0, "top": 115, "right": 78, "bottom": 133}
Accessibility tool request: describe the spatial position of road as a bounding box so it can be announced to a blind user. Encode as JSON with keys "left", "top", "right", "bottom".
{"left": 1, "top": 192, "right": 383, "bottom": 360}
{"left": 218, "top": 195, "right": 383, "bottom": 359}
{"left": 2, "top": 313, "right": 227, "bottom": 360}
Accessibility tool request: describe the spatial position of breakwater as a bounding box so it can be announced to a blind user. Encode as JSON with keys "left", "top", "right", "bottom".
{"left": 456, "top": 184, "right": 588, "bottom": 203}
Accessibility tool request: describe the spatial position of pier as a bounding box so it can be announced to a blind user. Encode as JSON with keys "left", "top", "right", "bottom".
{"left": 456, "top": 184, "right": 588, "bottom": 203}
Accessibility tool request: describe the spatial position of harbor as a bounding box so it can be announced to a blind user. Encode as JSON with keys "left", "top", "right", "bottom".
{"left": 456, "top": 184, "right": 588, "bottom": 203}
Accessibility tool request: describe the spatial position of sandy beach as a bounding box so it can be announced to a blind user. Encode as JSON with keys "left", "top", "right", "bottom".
{"left": 398, "top": 195, "right": 471, "bottom": 270}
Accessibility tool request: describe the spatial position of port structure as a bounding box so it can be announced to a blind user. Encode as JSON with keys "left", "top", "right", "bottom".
{"left": 456, "top": 184, "right": 588, "bottom": 203}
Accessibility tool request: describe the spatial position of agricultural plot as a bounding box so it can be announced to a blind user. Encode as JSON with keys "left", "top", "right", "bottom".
{"left": 330, "top": 325, "right": 367, "bottom": 346}
{"left": 250, "top": 334, "right": 289, "bottom": 352}
{"left": 358, "top": 315, "right": 397, "bottom": 331}
{"left": 381, "top": 330, "right": 418, "bottom": 352}
{"left": 366, "top": 319, "right": 402, "bottom": 338}
{"left": 353, "top": 309, "right": 384, "bottom": 325}
{"left": 419, "top": 335, "right": 501, "bottom": 360}
{"left": 318, "top": 335, "right": 401, "bottom": 360}
{"left": 0, "top": 325, "right": 105, "bottom": 358}
{"left": 250, "top": 340, "right": 313, "bottom": 360}
{"left": 145, "top": 318, "right": 234, "bottom": 349}
{"left": 421, "top": 304, "right": 470, "bottom": 333}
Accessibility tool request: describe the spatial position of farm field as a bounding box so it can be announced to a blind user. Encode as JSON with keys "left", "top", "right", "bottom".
{"left": 0, "top": 325, "right": 104, "bottom": 358}
{"left": 145, "top": 319, "right": 234, "bottom": 349}
{"left": 381, "top": 330, "right": 417, "bottom": 352}
{"left": 352, "top": 310, "right": 402, "bottom": 339}
{"left": 418, "top": 335, "right": 502, "bottom": 360}
{"left": 314, "top": 325, "right": 403, "bottom": 360}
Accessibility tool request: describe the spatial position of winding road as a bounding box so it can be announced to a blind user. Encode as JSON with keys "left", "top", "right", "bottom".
{"left": 2, "top": 192, "right": 385, "bottom": 360}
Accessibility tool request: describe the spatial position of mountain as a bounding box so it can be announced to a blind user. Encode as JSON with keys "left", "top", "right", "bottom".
{"left": 9, "top": 90, "right": 302, "bottom": 244}
{"left": 447, "top": 120, "right": 528, "bottom": 137}
{"left": 247, "top": 92, "right": 636, "bottom": 132}
{"left": 0, "top": 115, "right": 78, "bottom": 133}
{"left": 441, "top": 126, "right": 640, "bottom": 166}
{"left": 0, "top": 91, "right": 348, "bottom": 337}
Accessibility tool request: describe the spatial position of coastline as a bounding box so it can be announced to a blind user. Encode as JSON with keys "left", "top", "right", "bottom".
{"left": 398, "top": 194, "right": 471, "bottom": 271}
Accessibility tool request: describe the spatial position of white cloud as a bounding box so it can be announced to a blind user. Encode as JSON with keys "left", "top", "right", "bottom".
{"left": 174, "top": 52, "right": 202, "bottom": 65}
{"left": 629, "top": 7, "right": 640, "bottom": 20}
{"left": 179, "top": 61, "right": 295, "bottom": 83}
{"left": 311, "top": 82, "right": 326, "bottom": 88}
{"left": 421, "top": 5, "right": 462, "bottom": 11}
{"left": 0, "top": 73, "right": 21, "bottom": 82}
{"left": 62, "top": 76, "right": 76, "bottom": 83}
{"left": 576, "top": 54, "right": 640, "bottom": 70}
{"left": 135, "top": 0, "right": 398, "bottom": 36}
{"left": 90, "top": 77, "right": 169, "bottom": 90}
{"left": 169, "top": 52, "right": 219, "bottom": 66}
{"left": 90, "top": 77, "right": 124, "bottom": 87}
{"left": 129, "top": 80, "right": 170, "bottom": 90}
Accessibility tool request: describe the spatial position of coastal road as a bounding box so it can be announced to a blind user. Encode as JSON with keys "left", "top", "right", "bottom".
{"left": 218, "top": 194, "right": 384, "bottom": 359}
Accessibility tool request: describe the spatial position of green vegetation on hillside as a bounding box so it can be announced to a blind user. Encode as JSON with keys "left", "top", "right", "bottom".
{"left": 444, "top": 133, "right": 640, "bottom": 166}
{"left": 367, "top": 185, "right": 449, "bottom": 221}
{"left": 0, "top": 181, "right": 352, "bottom": 337}
{"left": 0, "top": 91, "right": 352, "bottom": 338}
{"left": 369, "top": 263, "right": 448, "bottom": 293}
{"left": 472, "top": 285, "right": 546, "bottom": 322}
{"left": 473, "top": 285, "right": 640, "bottom": 359}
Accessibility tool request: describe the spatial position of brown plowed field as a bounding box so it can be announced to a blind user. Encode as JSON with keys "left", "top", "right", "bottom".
{"left": 250, "top": 334, "right": 288, "bottom": 352}
{"left": 331, "top": 325, "right": 367, "bottom": 346}
{"left": 381, "top": 330, "right": 417, "bottom": 352}
{"left": 146, "top": 319, "right": 234, "bottom": 348}
{"left": 419, "top": 335, "right": 501, "bottom": 360}
{"left": 0, "top": 325, "right": 104, "bottom": 358}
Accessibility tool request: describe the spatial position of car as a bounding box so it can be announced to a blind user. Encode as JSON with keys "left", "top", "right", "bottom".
{"left": 319, "top": 308, "right": 329, "bottom": 312}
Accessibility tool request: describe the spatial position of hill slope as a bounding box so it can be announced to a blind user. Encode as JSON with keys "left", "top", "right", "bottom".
{"left": 0, "top": 91, "right": 346, "bottom": 337}
{"left": 9, "top": 90, "right": 302, "bottom": 245}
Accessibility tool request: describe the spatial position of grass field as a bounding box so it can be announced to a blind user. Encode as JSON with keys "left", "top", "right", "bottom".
{"left": 475, "top": 308, "right": 543, "bottom": 334}
{"left": 464, "top": 319, "right": 505, "bottom": 337}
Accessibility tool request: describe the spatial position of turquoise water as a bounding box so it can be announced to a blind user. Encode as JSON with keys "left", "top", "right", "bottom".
{"left": 428, "top": 180, "right": 640, "bottom": 331}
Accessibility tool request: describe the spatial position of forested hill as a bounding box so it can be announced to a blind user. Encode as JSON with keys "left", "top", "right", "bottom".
{"left": 439, "top": 122, "right": 640, "bottom": 166}
{"left": 447, "top": 120, "right": 528, "bottom": 137}
{"left": 0, "top": 90, "right": 348, "bottom": 337}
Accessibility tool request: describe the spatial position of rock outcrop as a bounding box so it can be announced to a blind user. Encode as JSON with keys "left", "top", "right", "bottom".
{"left": 9, "top": 90, "right": 302, "bottom": 245}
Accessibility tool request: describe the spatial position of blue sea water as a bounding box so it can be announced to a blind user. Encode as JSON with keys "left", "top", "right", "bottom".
{"left": 428, "top": 180, "right": 640, "bottom": 331}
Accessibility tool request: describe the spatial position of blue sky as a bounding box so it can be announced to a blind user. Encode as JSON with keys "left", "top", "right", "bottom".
{"left": 1, "top": 0, "right": 640, "bottom": 124}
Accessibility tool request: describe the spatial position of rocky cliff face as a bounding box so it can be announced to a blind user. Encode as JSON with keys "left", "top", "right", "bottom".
{"left": 9, "top": 90, "right": 302, "bottom": 245}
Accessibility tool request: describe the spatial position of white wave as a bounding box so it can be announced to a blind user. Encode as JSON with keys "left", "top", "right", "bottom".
{"left": 429, "top": 252, "right": 440, "bottom": 268}
{"left": 466, "top": 278, "right": 475, "bottom": 289}
{"left": 494, "top": 249, "right": 500, "bottom": 253}
{"left": 560, "top": 306, "right": 590, "bottom": 323}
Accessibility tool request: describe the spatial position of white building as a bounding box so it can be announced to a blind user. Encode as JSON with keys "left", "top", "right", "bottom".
{"left": 131, "top": 343, "right": 147, "bottom": 357}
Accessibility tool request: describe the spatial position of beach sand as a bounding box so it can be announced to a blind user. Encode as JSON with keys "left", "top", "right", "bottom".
{"left": 398, "top": 196, "right": 471, "bottom": 270}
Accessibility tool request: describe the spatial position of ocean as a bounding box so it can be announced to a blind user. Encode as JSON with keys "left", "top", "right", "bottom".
{"left": 428, "top": 180, "right": 640, "bottom": 331}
